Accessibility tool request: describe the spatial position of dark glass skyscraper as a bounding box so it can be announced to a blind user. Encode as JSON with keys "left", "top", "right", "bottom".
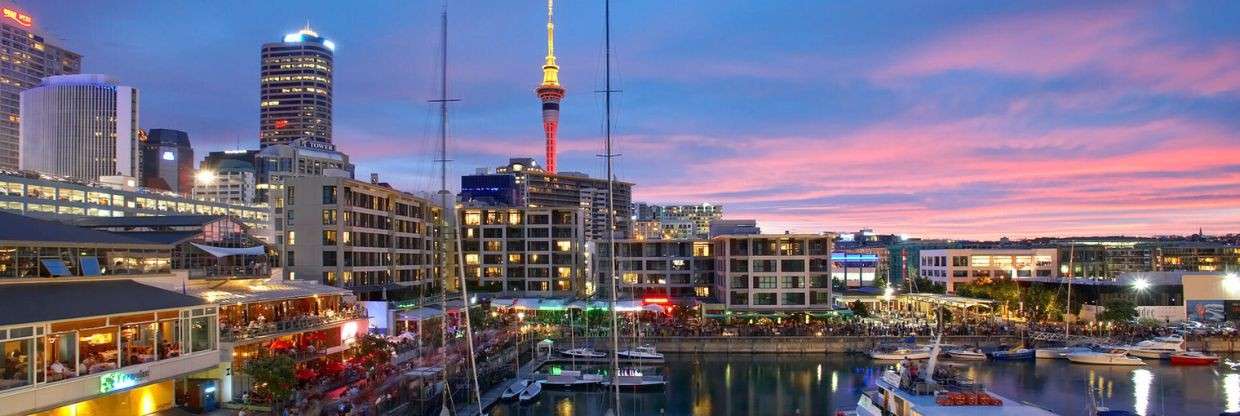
{"left": 140, "top": 128, "right": 194, "bottom": 194}
{"left": 259, "top": 26, "right": 333, "bottom": 148}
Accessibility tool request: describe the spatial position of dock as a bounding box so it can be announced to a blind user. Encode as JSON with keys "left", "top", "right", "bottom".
{"left": 460, "top": 355, "right": 547, "bottom": 416}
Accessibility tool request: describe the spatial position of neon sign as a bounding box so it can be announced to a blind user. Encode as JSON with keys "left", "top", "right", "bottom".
{"left": 2, "top": 8, "right": 32, "bottom": 28}
{"left": 273, "top": 119, "right": 289, "bottom": 129}
{"left": 100, "top": 369, "right": 150, "bottom": 393}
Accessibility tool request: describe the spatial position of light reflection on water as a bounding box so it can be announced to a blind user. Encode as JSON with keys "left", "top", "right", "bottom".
{"left": 489, "top": 354, "right": 1235, "bottom": 416}
{"left": 1226, "top": 373, "right": 1240, "bottom": 412}
{"left": 1131, "top": 368, "right": 1152, "bottom": 416}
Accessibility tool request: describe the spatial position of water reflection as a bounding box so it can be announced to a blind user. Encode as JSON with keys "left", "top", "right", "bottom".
{"left": 1131, "top": 368, "right": 1152, "bottom": 416}
{"left": 490, "top": 354, "right": 1234, "bottom": 416}
{"left": 1226, "top": 373, "right": 1240, "bottom": 412}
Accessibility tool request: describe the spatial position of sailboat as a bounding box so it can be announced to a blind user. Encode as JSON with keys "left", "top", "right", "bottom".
{"left": 430, "top": 2, "right": 483, "bottom": 415}
{"left": 1037, "top": 243, "right": 1087, "bottom": 359}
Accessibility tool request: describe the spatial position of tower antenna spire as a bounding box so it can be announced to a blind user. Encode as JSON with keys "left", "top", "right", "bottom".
{"left": 536, "top": 0, "right": 565, "bottom": 173}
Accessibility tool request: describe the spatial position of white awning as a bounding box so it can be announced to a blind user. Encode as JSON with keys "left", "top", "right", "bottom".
{"left": 397, "top": 307, "right": 443, "bottom": 321}
{"left": 191, "top": 243, "right": 265, "bottom": 257}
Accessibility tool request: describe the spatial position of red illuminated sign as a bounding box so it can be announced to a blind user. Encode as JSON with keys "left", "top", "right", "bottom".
{"left": 3, "top": 8, "right": 32, "bottom": 28}
{"left": 274, "top": 119, "right": 289, "bottom": 129}
{"left": 642, "top": 297, "right": 669, "bottom": 305}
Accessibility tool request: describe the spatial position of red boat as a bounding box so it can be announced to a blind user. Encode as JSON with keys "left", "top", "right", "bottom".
{"left": 1169, "top": 351, "right": 1220, "bottom": 365}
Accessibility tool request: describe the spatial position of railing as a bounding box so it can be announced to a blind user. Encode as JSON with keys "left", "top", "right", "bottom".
{"left": 221, "top": 309, "right": 368, "bottom": 342}
{"left": 189, "top": 264, "right": 271, "bottom": 279}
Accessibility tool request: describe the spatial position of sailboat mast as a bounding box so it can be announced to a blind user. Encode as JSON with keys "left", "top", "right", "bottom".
{"left": 603, "top": 0, "right": 622, "bottom": 411}
{"left": 1066, "top": 243, "right": 1074, "bottom": 338}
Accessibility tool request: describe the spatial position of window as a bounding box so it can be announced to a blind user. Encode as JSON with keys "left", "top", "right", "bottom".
{"left": 287, "top": 231, "right": 296, "bottom": 245}
{"left": 781, "top": 276, "right": 803, "bottom": 288}
{"left": 780, "top": 259, "right": 805, "bottom": 272}
{"left": 952, "top": 256, "right": 969, "bottom": 267}
{"left": 0, "top": 338, "right": 33, "bottom": 390}
{"left": 323, "top": 251, "right": 337, "bottom": 266}
{"left": 730, "top": 275, "right": 748, "bottom": 289}
{"left": 158, "top": 319, "right": 182, "bottom": 359}
{"left": 79, "top": 327, "right": 119, "bottom": 374}
{"left": 286, "top": 185, "right": 295, "bottom": 205}
{"left": 754, "top": 276, "right": 778, "bottom": 289}
{"left": 322, "top": 209, "right": 337, "bottom": 225}
{"left": 286, "top": 251, "right": 295, "bottom": 266}
{"left": 323, "top": 230, "right": 337, "bottom": 245}
{"left": 190, "top": 316, "right": 216, "bottom": 353}
{"left": 323, "top": 185, "right": 337, "bottom": 204}
{"left": 730, "top": 291, "right": 749, "bottom": 305}
{"left": 782, "top": 293, "right": 805, "bottom": 305}
{"left": 120, "top": 323, "right": 157, "bottom": 366}
{"left": 729, "top": 259, "right": 748, "bottom": 272}
{"left": 753, "top": 293, "right": 777, "bottom": 305}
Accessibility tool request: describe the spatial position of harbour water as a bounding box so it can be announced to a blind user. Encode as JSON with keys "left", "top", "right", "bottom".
{"left": 491, "top": 353, "right": 1239, "bottom": 416}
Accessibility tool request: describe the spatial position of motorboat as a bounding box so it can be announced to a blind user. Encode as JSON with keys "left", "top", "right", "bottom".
{"left": 500, "top": 379, "right": 529, "bottom": 400}
{"left": 1068, "top": 348, "right": 1145, "bottom": 366}
{"left": 988, "top": 347, "right": 1036, "bottom": 360}
{"left": 616, "top": 345, "right": 664, "bottom": 360}
{"left": 518, "top": 380, "right": 544, "bottom": 403}
{"left": 541, "top": 369, "right": 604, "bottom": 389}
{"left": 1035, "top": 346, "right": 1093, "bottom": 359}
{"left": 560, "top": 347, "right": 608, "bottom": 358}
{"left": 945, "top": 347, "right": 987, "bottom": 360}
{"left": 869, "top": 345, "right": 932, "bottom": 360}
{"left": 852, "top": 368, "right": 1058, "bottom": 416}
{"left": 1125, "top": 335, "right": 1184, "bottom": 359}
{"left": 600, "top": 368, "right": 667, "bottom": 391}
{"left": 1169, "top": 351, "right": 1220, "bottom": 365}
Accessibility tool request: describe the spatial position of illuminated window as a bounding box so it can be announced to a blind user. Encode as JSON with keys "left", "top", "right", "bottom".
{"left": 465, "top": 254, "right": 479, "bottom": 265}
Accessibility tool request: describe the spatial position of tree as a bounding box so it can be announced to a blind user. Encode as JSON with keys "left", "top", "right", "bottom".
{"left": 351, "top": 333, "right": 395, "bottom": 369}
{"left": 242, "top": 352, "right": 296, "bottom": 405}
{"left": 1100, "top": 300, "right": 1138, "bottom": 322}
{"left": 849, "top": 300, "right": 871, "bottom": 318}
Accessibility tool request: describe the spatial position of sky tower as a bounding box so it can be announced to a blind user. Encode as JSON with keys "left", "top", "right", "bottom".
{"left": 536, "top": 0, "right": 565, "bottom": 173}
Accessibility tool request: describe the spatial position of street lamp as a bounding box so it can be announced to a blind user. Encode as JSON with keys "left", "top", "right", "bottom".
{"left": 194, "top": 169, "right": 216, "bottom": 185}
{"left": 1131, "top": 278, "right": 1150, "bottom": 291}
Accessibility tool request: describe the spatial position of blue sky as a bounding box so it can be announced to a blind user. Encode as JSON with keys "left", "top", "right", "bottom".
{"left": 22, "top": 0, "right": 1240, "bottom": 238}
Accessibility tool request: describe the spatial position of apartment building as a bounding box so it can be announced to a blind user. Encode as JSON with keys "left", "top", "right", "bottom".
{"left": 918, "top": 248, "right": 1058, "bottom": 293}
{"left": 712, "top": 234, "right": 834, "bottom": 310}
{"left": 459, "top": 206, "right": 587, "bottom": 295}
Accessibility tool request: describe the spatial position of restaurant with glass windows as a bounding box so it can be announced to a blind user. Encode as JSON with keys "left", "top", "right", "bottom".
{"left": 0, "top": 280, "right": 220, "bottom": 416}
{"left": 0, "top": 211, "right": 174, "bottom": 279}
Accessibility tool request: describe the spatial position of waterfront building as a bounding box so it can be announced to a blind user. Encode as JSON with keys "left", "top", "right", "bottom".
{"left": 0, "top": 169, "right": 273, "bottom": 242}
{"left": 200, "top": 140, "right": 354, "bottom": 204}
{"left": 19, "top": 74, "right": 140, "bottom": 181}
{"left": 281, "top": 174, "right": 438, "bottom": 300}
{"left": 598, "top": 239, "right": 715, "bottom": 300}
{"left": 918, "top": 248, "right": 1058, "bottom": 293}
{"left": 1052, "top": 239, "right": 1240, "bottom": 279}
{"left": 68, "top": 215, "right": 275, "bottom": 280}
{"left": 461, "top": 158, "right": 633, "bottom": 240}
{"left": 708, "top": 219, "right": 760, "bottom": 238}
{"left": 832, "top": 251, "right": 882, "bottom": 288}
{"left": 0, "top": 213, "right": 220, "bottom": 416}
{"left": 0, "top": 6, "right": 81, "bottom": 170}
{"left": 260, "top": 26, "right": 333, "bottom": 148}
{"left": 459, "top": 206, "right": 587, "bottom": 295}
{"left": 634, "top": 203, "right": 722, "bottom": 239}
{"left": 192, "top": 159, "right": 256, "bottom": 206}
{"left": 139, "top": 129, "right": 194, "bottom": 195}
{"left": 712, "top": 234, "right": 834, "bottom": 311}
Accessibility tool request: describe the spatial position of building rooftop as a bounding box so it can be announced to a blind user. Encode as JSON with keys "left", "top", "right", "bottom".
{"left": 0, "top": 211, "right": 165, "bottom": 247}
{"left": 69, "top": 215, "right": 227, "bottom": 229}
{"left": 185, "top": 278, "right": 352, "bottom": 305}
{"left": 0, "top": 280, "right": 205, "bottom": 326}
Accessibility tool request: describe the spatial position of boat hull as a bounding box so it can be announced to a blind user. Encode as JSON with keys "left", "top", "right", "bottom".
{"left": 946, "top": 351, "right": 987, "bottom": 360}
{"left": 600, "top": 381, "right": 667, "bottom": 391}
{"left": 870, "top": 352, "right": 931, "bottom": 360}
{"left": 1126, "top": 349, "right": 1173, "bottom": 359}
{"left": 1169, "top": 354, "right": 1219, "bottom": 365}
{"left": 988, "top": 350, "right": 1035, "bottom": 360}
{"left": 1068, "top": 353, "right": 1145, "bottom": 366}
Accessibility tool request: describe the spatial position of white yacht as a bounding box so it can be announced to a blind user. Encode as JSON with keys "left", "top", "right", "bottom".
{"left": 946, "top": 347, "right": 987, "bottom": 361}
{"left": 560, "top": 347, "right": 608, "bottom": 358}
{"left": 870, "top": 345, "right": 933, "bottom": 360}
{"left": 541, "top": 369, "right": 604, "bottom": 389}
{"left": 1124, "top": 335, "right": 1184, "bottom": 359}
{"left": 1067, "top": 348, "right": 1146, "bottom": 366}
{"left": 1035, "top": 346, "right": 1092, "bottom": 359}
{"left": 852, "top": 368, "right": 1059, "bottom": 416}
{"left": 617, "top": 345, "right": 664, "bottom": 360}
{"left": 600, "top": 368, "right": 667, "bottom": 391}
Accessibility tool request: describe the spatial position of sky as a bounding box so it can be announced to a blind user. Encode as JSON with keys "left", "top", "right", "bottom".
{"left": 20, "top": 0, "right": 1240, "bottom": 239}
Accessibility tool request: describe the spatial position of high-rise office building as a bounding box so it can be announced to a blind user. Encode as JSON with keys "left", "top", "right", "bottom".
{"left": 192, "top": 159, "right": 256, "bottom": 205}
{"left": 633, "top": 202, "right": 723, "bottom": 239}
{"left": 260, "top": 26, "right": 333, "bottom": 148}
{"left": 0, "top": 6, "right": 81, "bottom": 170}
{"left": 19, "top": 74, "right": 140, "bottom": 181}
{"left": 140, "top": 128, "right": 193, "bottom": 194}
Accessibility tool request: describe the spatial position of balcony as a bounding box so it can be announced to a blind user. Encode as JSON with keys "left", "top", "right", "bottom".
{"left": 221, "top": 308, "right": 367, "bottom": 343}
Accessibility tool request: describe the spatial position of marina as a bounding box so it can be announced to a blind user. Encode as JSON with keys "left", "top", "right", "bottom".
{"left": 491, "top": 352, "right": 1240, "bottom": 415}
